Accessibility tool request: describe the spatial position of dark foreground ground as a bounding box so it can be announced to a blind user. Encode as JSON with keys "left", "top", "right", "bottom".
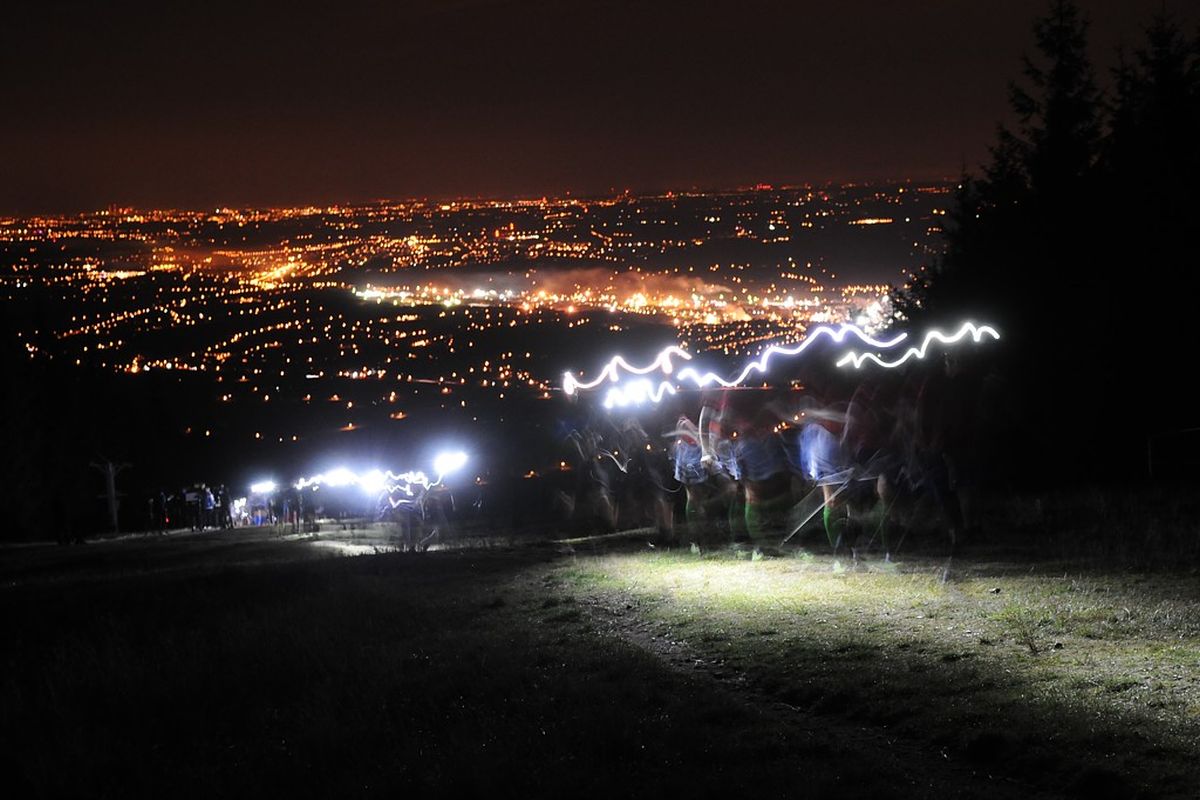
{"left": 1, "top": 525, "right": 1197, "bottom": 798}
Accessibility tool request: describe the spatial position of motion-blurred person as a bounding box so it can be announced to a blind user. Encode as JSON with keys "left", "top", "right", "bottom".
{"left": 673, "top": 411, "right": 739, "bottom": 545}
{"left": 418, "top": 480, "right": 453, "bottom": 551}
{"left": 915, "top": 353, "right": 970, "bottom": 548}
{"left": 288, "top": 486, "right": 303, "bottom": 534}
{"left": 391, "top": 485, "right": 423, "bottom": 552}
{"left": 184, "top": 485, "right": 201, "bottom": 531}
{"left": 840, "top": 377, "right": 904, "bottom": 558}
{"left": 735, "top": 424, "right": 792, "bottom": 543}
{"left": 215, "top": 485, "right": 231, "bottom": 529}
{"left": 563, "top": 427, "right": 619, "bottom": 534}
{"left": 269, "top": 494, "right": 283, "bottom": 530}
{"left": 202, "top": 485, "right": 215, "bottom": 531}
{"left": 798, "top": 415, "right": 853, "bottom": 552}
{"left": 152, "top": 489, "right": 169, "bottom": 533}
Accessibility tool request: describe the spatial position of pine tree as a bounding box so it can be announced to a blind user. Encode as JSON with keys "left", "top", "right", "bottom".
{"left": 1108, "top": 14, "right": 1200, "bottom": 241}
{"left": 1105, "top": 14, "right": 1200, "bottom": 431}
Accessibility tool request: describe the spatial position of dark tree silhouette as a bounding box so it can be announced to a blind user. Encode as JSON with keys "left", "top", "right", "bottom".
{"left": 1108, "top": 14, "right": 1200, "bottom": 237}
{"left": 894, "top": 1, "right": 1200, "bottom": 483}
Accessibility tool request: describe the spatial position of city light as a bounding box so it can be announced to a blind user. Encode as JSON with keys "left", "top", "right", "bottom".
{"left": 249, "top": 480, "right": 276, "bottom": 494}
{"left": 5, "top": 184, "right": 940, "bottom": 443}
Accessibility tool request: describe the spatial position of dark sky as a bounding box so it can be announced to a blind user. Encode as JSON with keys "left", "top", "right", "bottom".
{"left": 1, "top": 0, "right": 1190, "bottom": 213}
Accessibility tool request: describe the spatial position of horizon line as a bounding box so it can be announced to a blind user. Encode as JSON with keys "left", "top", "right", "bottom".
{"left": 1, "top": 175, "right": 963, "bottom": 221}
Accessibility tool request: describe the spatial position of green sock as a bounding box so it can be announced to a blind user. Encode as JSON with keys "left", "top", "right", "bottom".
{"left": 744, "top": 501, "right": 762, "bottom": 539}
{"left": 823, "top": 505, "right": 838, "bottom": 548}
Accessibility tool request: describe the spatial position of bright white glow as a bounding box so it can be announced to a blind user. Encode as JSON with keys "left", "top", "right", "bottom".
{"left": 563, "top": 346, "right": 692, "bottom": 395}
{"left": 433, "top": 451, "right": 468, "bottom": 477}
{"left": 323, "top": 467, "right": 356, "bottom": 487}
{"left": 294, "top": 467, "right": 437, "bottom": 492}
{"left": 603, "top": 379, "right": 677, "bottom": 409}
{"left": 836, "top": 322, "right": 1000, "bottom": 369}
{"left": 359, "top": 469, "right": 387, "bottom": 495}
{"left": 388, "top": 469, "right": 429, "bottom": 485}
{"left": 250, "top": 480, "right": 276, "bottom": 494}
{"left": 389, "top": 470, "right": 429, "bottom": 492}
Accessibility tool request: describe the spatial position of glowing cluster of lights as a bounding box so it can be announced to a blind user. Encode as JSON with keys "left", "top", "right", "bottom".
{"left": 253, "top": 451, "right": 469, "bottom": 495}
{"left": 563, "top": 321, "right": 1000, "bottom": 409}
{"left": 433, "top": 450, "right": 469, "bottom": 476}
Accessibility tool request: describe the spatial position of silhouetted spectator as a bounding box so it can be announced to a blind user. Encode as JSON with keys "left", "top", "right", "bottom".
{"left": 185, "top": 485, "right": 201, "bottom": 531}
{"left": 218, "top": 485, "right": 233, "bottom": 528}
{"left": 202, "top": 485, "right": 216, "bottom": 530}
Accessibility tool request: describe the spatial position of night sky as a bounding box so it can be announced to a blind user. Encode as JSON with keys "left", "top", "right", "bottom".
{"left": 2, "top": 0, "right": 1189, "bottom": 213}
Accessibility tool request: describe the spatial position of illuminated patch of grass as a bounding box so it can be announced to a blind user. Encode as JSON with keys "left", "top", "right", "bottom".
{"left": 6, "top": 530, "right": 1198, "bottom": 797}
{"left": 11, "top": 539, "right": 992, "bottom": 797}
{"left": 559, "top": 549, "right": 1200, "bottom": 796}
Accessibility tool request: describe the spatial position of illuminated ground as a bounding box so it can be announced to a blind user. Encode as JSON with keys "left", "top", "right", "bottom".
{"left": 2, "top": 527, "right": 1196, "bottom": 797}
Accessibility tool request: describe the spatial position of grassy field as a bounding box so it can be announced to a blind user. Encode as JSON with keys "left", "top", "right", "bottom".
{"left": 1, "top": 525, "right": 1197, "bottom": 798}
{"left": 557, "top": 544, "right": 1200, "bottom": 798}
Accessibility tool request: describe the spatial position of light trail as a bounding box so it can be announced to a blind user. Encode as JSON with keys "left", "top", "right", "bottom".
{"left": 835, "top": 322, "right": 1000, "bottom": 369}
{"left": 291, "top": 454, "right": 467, "bottom": 492}
{"left": 570, "top": 324, "right": 907, "bottom": 408}
{"left": 568, "top": 321, "right": 1000, "bottom": 409}
{"left": 673, "top": 324, "right": 907, "bottom": 389}
{"left": 562, "top": 346, "right": 692, "bottom": 395}
{"left": 602, "top": 379, "right": 678, "bottom": 409}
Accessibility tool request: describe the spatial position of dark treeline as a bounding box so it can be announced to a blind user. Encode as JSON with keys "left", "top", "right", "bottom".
{"left": 894, "top": 0, "right": 1200, "bottom": 485}
{"left": 0, "top": 322, "right": 187, "bottom": 543}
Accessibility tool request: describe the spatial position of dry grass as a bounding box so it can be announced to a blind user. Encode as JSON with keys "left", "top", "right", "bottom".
{"left": 557, "top": 547, "right": 1200, "bottom": 797}
{"left": 0, "top": 532, "right": 1006, "bottom": 798}
{"left": 4, "top": 511, "right": 1199, "bottom": 798}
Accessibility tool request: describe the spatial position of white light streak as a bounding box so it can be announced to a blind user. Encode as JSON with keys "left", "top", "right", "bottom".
{"left": 562, "top": 346, "right": 692, "bottom": 395}
{"left": 293, "top": 467, "right": 438, "bottom": 492}
{"left": 562, "top": 321, "right": 1000, "bottom": 410}
{"left": 359, "top": 469, "right": 387, "bottom": 495}
{"left": 602, "top": 379, "right": 678, "bottom": 409}
{"left": 674, "top": 324, "right": 907, "bottom": 389}
{"left": 323, "top": 467, "right": 356, "bottom": 487}
{"left": 835, "top": 322, "right": 1000, "bottom": 369}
